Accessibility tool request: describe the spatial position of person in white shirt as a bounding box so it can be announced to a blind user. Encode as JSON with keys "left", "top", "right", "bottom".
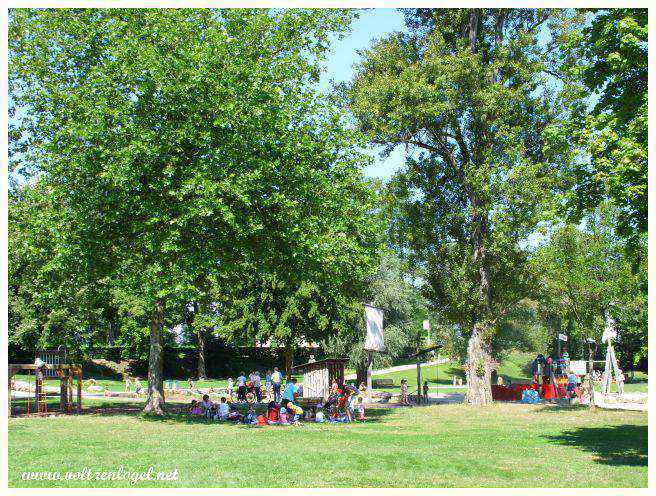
{"left": 227, "top": 377, "right": 234, "bottom": 400}
{"left": 236, "top": 372, "right": 247, "bottom": 401}
{"left": 271, "top": 367, "right": 283, "bottom": 403}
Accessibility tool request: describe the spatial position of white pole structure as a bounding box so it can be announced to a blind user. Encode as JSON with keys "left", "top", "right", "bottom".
{"left": 363, "top": 303, "right": 385, "bottom": 399}
{"left": 601, "top": 314, "right": 621, "bottom": 396}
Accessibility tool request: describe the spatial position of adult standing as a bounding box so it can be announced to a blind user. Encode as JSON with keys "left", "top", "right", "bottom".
{"left": 282, "top": 377, "right": 298, "bottom": 405}
{"left": 271, "top": 367, "right": 283, "bottom": 403}
{"left": 265, "top": 370, "right": 272, "bottom": 398}
{"left": 237, "top": 371, "right": 247, "bottom": 402}
{"left": 252, "top": 371, "right": 263, "bottom": 402}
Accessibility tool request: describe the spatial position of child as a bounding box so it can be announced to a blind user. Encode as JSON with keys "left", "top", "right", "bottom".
{"left": 267, "top": 401, "right": 280, "bottom": 424}
{"left": 265, "top": 370, "right": 272, "bottom": 395}
{"left": 315, "top": 407, "right": 325, "bottom": 423}
{"left": 257, "top": 413, "right": 268, "bottom": 426}
{"left": 288, "top": 402, "right": 304, "bottom": 423}
{"left": 236, "top": 372, "right": 247, "bottom": 401}
{"left": 201, "top": 394, "right": 213, "bottom": 418}
{"left": 566, "top": 370, "right": 580, "bottom": 400}
{"left": 328, "top": 406, "right": 348, "bottom": 423}
{"left": 243, "top": 406, "right": 258, "bottom": 425}
{"left": 345, "top": 391, "right": 356, "bottom": 422}
{"left": 188, "top": 399, "right": 201, "bottom": 416}
{"left": 134, "top": 377, "right": 143, "bottom": 395}
{"left": 617, "top": 368, "right": 626, "bottom": 396}
{"left": 278, "top": 407, "right": 289, "bottom": 425}
{"left": 188, "top": 378, "right": 195, "bottom": 392}
{"left": 210, "top": 403, "right": 220, "bottom": 421}
{"left": 356, "top": 396, "right": 365, "bottom": 422}
{"left": 423, "top": 381, "right": 429, "bottom": 403}
{"left": 124, "top": 374, "right": 131, "bottom": 392}
{"left": 218, "top": 396, "right": 230, "bottom": 421}
{"left": 227, "top": 404, "right": 243, "bottom": 422}
{"left": 400, "top": 379, "right": 409, "bottom": 405}
{"left": 227, "top": 377, "right": 234, "bottom": 399}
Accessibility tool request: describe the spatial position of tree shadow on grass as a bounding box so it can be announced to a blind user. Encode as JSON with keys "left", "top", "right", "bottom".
{"left": 543, "top": 424, "right": 647, "bottom": 467}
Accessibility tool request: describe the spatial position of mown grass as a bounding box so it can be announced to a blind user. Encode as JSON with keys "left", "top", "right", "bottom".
{"left": 8, "top": 402, "right": 647, "bottom": 488}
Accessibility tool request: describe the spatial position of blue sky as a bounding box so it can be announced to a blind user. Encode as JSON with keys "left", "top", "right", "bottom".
{"left": 318, "top": 9, "right": 408, "bottom": 180}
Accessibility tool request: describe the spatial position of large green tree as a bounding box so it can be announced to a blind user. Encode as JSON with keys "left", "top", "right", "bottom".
{"left": 346, "top": 9, "right": 576, "bottom": 404}
{"left": 9, "top": 8, "right": 377, "bottom": 414}
{"left": 556, "top": 9, "right": 647, "bottom": 256}
{"left": 531, "top": 205, "right": 647, "bottom": 370}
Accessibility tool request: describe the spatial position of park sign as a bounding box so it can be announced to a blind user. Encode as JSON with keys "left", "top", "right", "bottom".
{"left": 363, "top": 304, "right": 385, "bottom": 353}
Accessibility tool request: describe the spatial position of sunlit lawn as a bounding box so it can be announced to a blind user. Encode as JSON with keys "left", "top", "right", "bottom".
{"left": 8, "top": 402, "right": 647, "bottom": 488}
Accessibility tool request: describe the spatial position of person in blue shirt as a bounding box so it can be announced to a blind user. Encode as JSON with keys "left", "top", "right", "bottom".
{"left": 567, "top": 370, "right": 580, "bottom": 399}
{"left": 282, "top": 377, "right": 298, "bottom": 404}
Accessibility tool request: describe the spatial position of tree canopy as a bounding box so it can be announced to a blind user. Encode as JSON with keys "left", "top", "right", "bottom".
{"left": 555, "top": 9, "right": 647, "bottom": 256}
{"left": 9, "top": 8, "right": 379, "bottom": 413}
{"left": 346, "top": 8, "right": 579, "bottom": 403}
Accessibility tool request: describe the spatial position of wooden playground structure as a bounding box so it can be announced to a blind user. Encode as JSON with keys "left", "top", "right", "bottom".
{"left": 9, "top": 347, "right": 83, "bottom": 417}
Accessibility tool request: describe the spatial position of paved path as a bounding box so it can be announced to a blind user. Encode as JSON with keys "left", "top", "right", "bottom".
{"left": 344, "top": 358, "right": 450, "bottom": 381}
{"left": 595, "top": 392, "right": 648, "bottom": 412}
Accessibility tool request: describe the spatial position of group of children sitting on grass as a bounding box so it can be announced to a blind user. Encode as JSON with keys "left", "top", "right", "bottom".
{"left": 186, "top": 379, "right": 366, "bottom": 425}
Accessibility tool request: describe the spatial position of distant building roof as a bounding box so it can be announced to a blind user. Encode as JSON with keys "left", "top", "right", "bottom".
{"left": 292, "top": 358, "right": 348, "bottom": 373}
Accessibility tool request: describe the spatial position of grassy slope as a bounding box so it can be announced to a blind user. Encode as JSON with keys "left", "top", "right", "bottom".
{"left": 8, "top": 402, "right": 647, "bottom": 488}
{"left": 369, "top": 351, "right": 537, "bottom": 391}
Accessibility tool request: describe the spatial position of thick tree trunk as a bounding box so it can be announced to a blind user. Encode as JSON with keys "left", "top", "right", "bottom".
{"left": 355, "top": 352, "right": 373, "bottom": 390}
{"left": 143, "top": 299, "right": 166, "bottom": 415}
{"left": 465, "top": 324, "right": 493, "bottom": 405}
{"left": 197, "top": 328, "right": 206, "bottom": 380}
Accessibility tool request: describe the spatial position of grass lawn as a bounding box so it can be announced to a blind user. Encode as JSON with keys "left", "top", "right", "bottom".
{"left": 8, "top": 402, "right": 646, "bottom": 488}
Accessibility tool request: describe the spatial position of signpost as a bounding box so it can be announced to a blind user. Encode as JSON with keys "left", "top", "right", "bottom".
{"left": 557, "top": 332, "right": 567, "bottom": 358}
{"left": 423, "top": 320, "right": 431, "bottom": 400}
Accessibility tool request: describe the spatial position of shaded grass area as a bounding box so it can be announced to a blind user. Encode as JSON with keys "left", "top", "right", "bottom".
{"left": 9, "top": 402, "right": 647, "bottom": 488}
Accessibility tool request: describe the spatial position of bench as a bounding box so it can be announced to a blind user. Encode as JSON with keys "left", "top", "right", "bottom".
{"left": 372, "top": 378, "right": 395, "bottom": 388}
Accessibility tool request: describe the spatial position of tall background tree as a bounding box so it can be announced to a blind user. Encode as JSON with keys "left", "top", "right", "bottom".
{"left": 559, "top": 9, "right": 647, "bottom": 256}
{"left": 530, "top": 204, "right": 647, "bottom": 370}
{"left": 345, "top": 9, "right": 579, "bottom": 404}
{"left": 9, "top": 8, "right": 379, "bottom": 414}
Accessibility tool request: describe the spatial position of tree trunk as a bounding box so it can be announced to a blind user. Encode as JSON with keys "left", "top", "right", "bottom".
{"left": 465, "top": 324, "right": 493, "bottom": 405}
{"left": 467, "top": 9, "right": 481, "bottom": 51}
{"left": 284, "top": 346, "right": 294, "bottom": 377}
{"left": 143, "top": 299, "right": 166, "bottom": 415}
{"left": 356, "top": 364, "right": 368, "bottom": 386}
{"left": 107, "top": 312, "right": 115, "bottom": 346}
{"left": 197, "top": 327, "right": 206, "bottom": 380}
